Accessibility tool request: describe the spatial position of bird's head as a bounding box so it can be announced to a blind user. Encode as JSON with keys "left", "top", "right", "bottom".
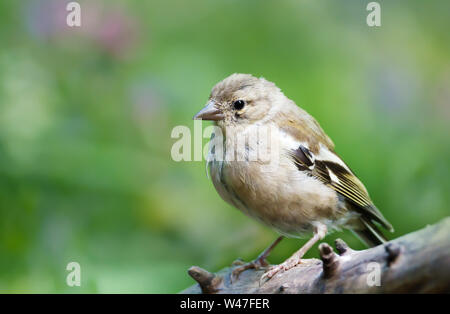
{"left": 194, "top": 73, "right": 284, "bottom": 128}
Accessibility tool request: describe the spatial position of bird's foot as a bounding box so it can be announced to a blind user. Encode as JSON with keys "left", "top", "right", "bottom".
{"left": 260, "top": 256, "right": 302, "bottom": 285}
{"left": 231, "top": 257, "right": 269, "bottom": 282}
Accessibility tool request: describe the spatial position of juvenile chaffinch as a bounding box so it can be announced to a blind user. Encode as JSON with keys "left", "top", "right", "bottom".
{"left": 193, "top": 73, "right": 393, "bottom": 281}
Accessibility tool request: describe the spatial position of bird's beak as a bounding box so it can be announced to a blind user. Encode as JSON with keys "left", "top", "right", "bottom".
{"left": 193, "top": 100, "right": 224, "bottom": 121}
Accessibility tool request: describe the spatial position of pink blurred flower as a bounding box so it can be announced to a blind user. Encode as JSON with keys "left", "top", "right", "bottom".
{"left": 26, "top": 0, "right": 141, "bottom": 59}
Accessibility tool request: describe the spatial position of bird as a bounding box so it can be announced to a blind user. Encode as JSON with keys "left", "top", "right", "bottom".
{"left": 193, "top": 73, "right": 393, "bottom": 282}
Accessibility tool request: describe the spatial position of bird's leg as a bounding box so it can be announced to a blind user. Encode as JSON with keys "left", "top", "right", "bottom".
{"left": 261, "top": 223, "right": 327, "bottom": 283}
{"left": 231, "top": 236, "right": 284, "bottom": 281}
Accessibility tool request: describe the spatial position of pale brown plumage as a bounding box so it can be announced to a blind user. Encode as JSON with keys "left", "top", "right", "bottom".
{"left": 194, "top": 73, "right": 393, "bottom": 281}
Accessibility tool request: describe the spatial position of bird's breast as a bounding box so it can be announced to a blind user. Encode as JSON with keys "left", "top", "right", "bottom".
{"left": 208, "top": 140, "right": 343, "bottom": 237}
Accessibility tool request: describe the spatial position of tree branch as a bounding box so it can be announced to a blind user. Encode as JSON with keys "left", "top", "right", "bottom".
{"left": 182, "top": 217, "right": 450, "bottom": 293}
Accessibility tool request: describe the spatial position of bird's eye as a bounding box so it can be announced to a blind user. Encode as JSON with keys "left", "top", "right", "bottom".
{"left": 233, "top": 100, "right": 245, "bottom": 110}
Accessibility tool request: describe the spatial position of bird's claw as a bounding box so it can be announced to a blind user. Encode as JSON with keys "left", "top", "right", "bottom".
{"left": 259, "top": 258, "right": 302, "bottom": 286}
{"left": 231, "top": 258, "right": 268, "bottom": 283}
{"left": 259, "top": 264, "right": 283, "bottom": 285}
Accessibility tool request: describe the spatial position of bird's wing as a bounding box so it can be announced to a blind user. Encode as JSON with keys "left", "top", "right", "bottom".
{"left": 277, "top": 107, "right": 335, "bottom": 154}
{"left": 288, "top": 144, "right": 393, "bottom": 232}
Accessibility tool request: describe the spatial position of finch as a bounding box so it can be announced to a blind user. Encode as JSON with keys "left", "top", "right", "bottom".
{"left": 193, "top": 73, "right": 393, "bottom": 281}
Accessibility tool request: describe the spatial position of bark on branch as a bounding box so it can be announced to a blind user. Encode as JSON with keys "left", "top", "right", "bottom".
{"left": 182, "top": 217, "right": 450, "bottom": 293}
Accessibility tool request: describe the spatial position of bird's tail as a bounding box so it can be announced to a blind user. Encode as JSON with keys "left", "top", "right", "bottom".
{"left": 353, "top": 217, "right": 388, "bottom": 247}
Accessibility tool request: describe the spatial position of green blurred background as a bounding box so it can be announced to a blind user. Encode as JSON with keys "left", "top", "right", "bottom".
{"left": 0, "top": 0, "right": 449, "bottom": 293}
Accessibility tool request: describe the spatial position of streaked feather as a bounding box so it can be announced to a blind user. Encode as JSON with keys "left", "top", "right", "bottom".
{"left": 289, "top": 144, "right": 393, "bottom": 232}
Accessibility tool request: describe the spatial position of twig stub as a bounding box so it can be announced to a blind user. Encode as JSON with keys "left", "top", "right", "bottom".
{"left": 188, "top": 266, "right": 223, "bottom": 294}
{"left": 319, "top": 243, "right": 340, "bottom": 278}
{"left": 335, "top": 238, "right": 352, "bottom": 255}
{"left": 385, "top": 243, "right": 401, "bottom": 266}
